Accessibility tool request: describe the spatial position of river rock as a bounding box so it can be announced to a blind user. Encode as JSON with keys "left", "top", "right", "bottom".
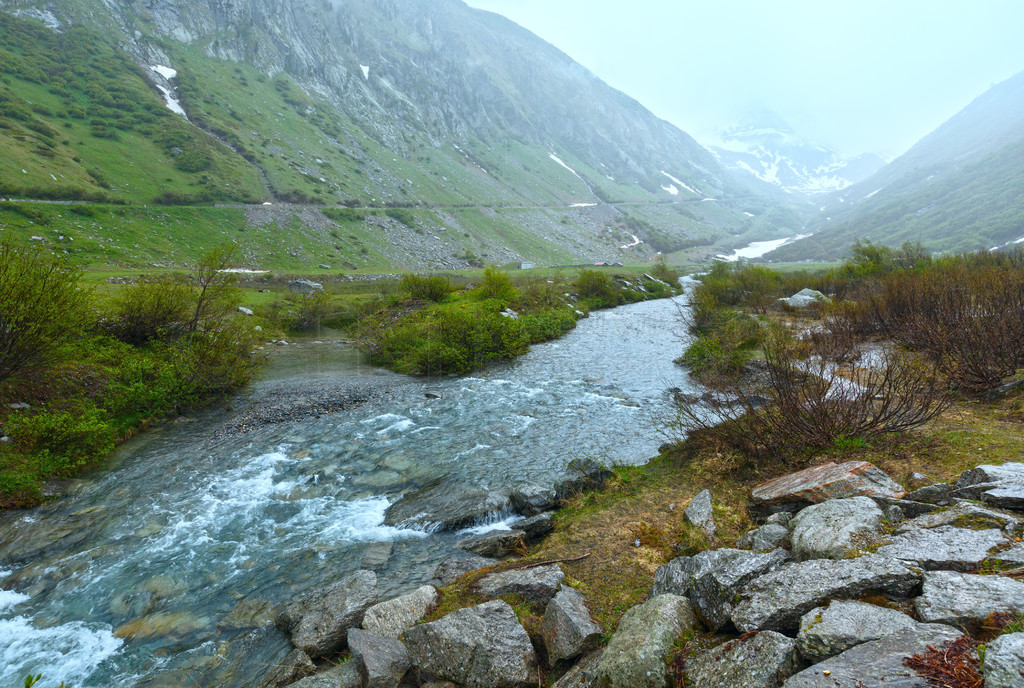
{"left": 736, "top": 523, "right": 790, "bottom": 552}
{"left": 457, "top": 529, "right": 526, "bottom": 558}
{"left": 895, "top": 501, "right": 1022, "bottom": 534}
{"left": 905, "top": 483, "right": 953, "bottom": 505}
{"left": 276, "top": 570, "right": 378, "bottom": 658}
{"left": 256, "top": 649, "right": 316, "bottom": 688}
{"left": 404, "top": 600, "right": 538, "bottom": 688}
{"left": 796, "top": 600, "right": 918, "bottom": 663}
{"left": 789, "top": 497, "right": 884, "bottom": 561}
{"left": 750, "top": 461, "right": 905, "bottom": 517}
{"left": 360, "top": 541, "right": 394, "bottom": 571}
{"left": 384, "top": 483, "right": 511, "bottom": 530}
{"left": 953, "top": 462, "right": 1024, "bottom": 509}
{"left": 651, "top": 548, "right": 788, "bottom": 631}
{"left": 875, "top": 525, "right": 1008, "bottom": 571}
{"left": 219, "top": 598, "right": 277, "bottom": 630}
{"left": 362, "top": 585, "right": 438, "bottom": 639}
{"left": 114, "top": 610, "right": 210, "bottom": 640}
{"left": 982, "top": 632, "right": 1024, "bottom": 688}
{"left": 347, "top": 628, "right": 410, "bottom": 688}
{"left": 511, "top": 483, "right": 557, "bottom": 516}
{"left": 595, "top": 593, "right": 697, "bottom": 688}
{"left": 731, "top": 555, "right": 921, "bottom": 633}
{"left": 288, "top": 279, "right": 323, "bottom": 294}
{"left": 550, "top": 649, "right": 603, "bottom": 688}
{"left": 284, "top": 660, "right": 362, "bottom": 688}
{"left": 685, "top": 630, "right": 800, "bottom": 688}
{"left": 432, "top": 554, "right": 496, "bottom": 585}
{"left": 684, "top": 489, "right": 717, "bottom": 541}
{"left": 474, "top": 564, "right": 564, "bottom": 603}
{"left": 554, "top": 462, "right": 613, "bottom": 502}
{"left": 518, "top": 512, "right": 555, "bottom": 541}
{"left": 914, "top": 570, "right": 1024, "bottom": 630}
{"left": 782, "top": 624, "right": 963, "bottom": 688}
{"left": 541, "top": 586, "right": 603, "bottom": 665}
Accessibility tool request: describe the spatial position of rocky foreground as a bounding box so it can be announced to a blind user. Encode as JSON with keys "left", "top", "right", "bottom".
{"left": 259, "top": 461, "right": 1024, "bottom": 688}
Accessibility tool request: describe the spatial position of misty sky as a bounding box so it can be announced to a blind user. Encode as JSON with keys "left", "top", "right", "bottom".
{"left": 465, "top": 0, "right": 1024, "bottom": 159}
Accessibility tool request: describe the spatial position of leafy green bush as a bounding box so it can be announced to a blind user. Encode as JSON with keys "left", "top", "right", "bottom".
{"left": 6, "top": 403, "right": 115, "bottom": 476}
{"left": 400, "top": 274, "right": 453, "bottom": 302}
{"left": 473, "top": 267, "right": 519, "bottom": 306}
{"left": 291, "top": 290, "right": 334, "bottom": 330}
{"left": 574, "top": 270, "right": 621, "bottom": 308}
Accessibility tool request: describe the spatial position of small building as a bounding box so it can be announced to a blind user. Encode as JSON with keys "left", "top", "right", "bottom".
{"left": 519, "top": 261, "right": 536, "bottom": 269}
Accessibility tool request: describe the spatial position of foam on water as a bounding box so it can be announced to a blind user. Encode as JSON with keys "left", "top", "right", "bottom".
{"left": 0, "top": 614, "right": 122, "bottom": 687}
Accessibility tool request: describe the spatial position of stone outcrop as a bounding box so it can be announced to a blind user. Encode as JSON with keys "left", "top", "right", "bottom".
{"left": 894, "top": 501, "right": 1021, "bottom": 534}
{"left": 347, "top": 628, "right": 411, "bottom": 688}
{"left": 276, "top": 570, "right": 377, "bottom": 658}
{"left": 686, "top": 631, "right": 800, "bottom": 688}
{"left": 788, "top": 497, "right": 884, "bottom": 560}
{"left": 361, "top": 585, "right": 438, "bottom": 639}
{"left": 595, "top": 594, "right": 697, "bottom": 688}
{"left": 541, "top": 586, "right": 603, "bottom": 665}
{"left": 511, "top": 483, "right": 557, "bottom": 516}
{"left": 456, "top": 529, "right": 526, "bottom": 558}
{"left": 432, "top": 555, "right": 496, "bottom": 585}
{"left": 953, "top": 462, "right": 1024, "bottom": 508}
{"left": 981, "top": 632, "right": 1024, "bottom": 688}
{"left": 518, "top": 512, "right": 555, "bottom": 540}
{"left": 796, "top": 600, "right": 918, "bottom": 662}
{"left": 750, "top": 461, "right": 906, "bottom": 517}
{"left": 736, "top": 523, "right": 790, "bottom": 552}
{"left": 474, "top": 564, "right": 564, "bottom": 603}
{"left": 914, "top": 571, "right": 1024, "bottom": 630}
{"left": 256, "top": 649, "right": 315, "bottom": 688}
{"left": 684, "top": 489, "right": 717, "bottom": 541}
{"left": 284, "top": 661, "right": 361, "bottom": 688}
{"left": 384, "top": 484, "right": 511, "bottom": 531}
{"left": 550, "top": 649, "right": 603, "bottom": 688}
{"left": 875, "top": 525, "right": 1008, "bottom": 571}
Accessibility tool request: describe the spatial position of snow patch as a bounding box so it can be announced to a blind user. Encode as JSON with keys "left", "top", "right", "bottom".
{"left": 661, "top": 184, "right": 679, "bottom": 196}
{"left": 151, "top": 64, "right": 177, "bottom": 80}
{"left": 742, "top": 212, "right": 755, "bottom": 217}
{"left": 150, "top": 65, "right": 187, "bottom": 119}
{"left": 865, "top": 188, "right": 883, "bottom": 199}
{"left": 660, "top": 171, "right": 700, "bottom": 195}
{"left": 548, "top": 153, "right": 582, "bottom": 179}
{"left": 360, "top": 64, "right": 370, "bottom": 80}
{"left": 620, "top": 234, "right": 642, "bottom": 250}
{"left": 570, "top": 202, "right": 597, "bottom": 208}
{"left": 718, "top": 233, "right": 812, "bottom": 261}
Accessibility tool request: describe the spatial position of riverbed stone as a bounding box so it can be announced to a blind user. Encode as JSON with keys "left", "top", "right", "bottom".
{"left": 782, "top": 624, "right": 963, "bottom": 688}
{"left": 457, "top": 529, "right": 526, "bottom": 558}
{"left": 684, "top": 489, "right": 717, "bottom": 541}
{"left": 256, "top": 649, "right": 316, "bottom": 688}
{"left": 789, "top": 497, "right": 884, "bottom": 561}
{"left": 432, "top": 554, "right": 496, "bottom": 584}
{"left": 736, "top": 523, "right": 791, "bottom": 552}
{"left": 384, "top": 483, "right": 511, "bottom": 531}
{"left": 541, "top": 586, "right": 603, "bottom": 664}
{"left": 875, "top": 525, "right": 1008, "bottom": 571}
{"left": 404, "top": 600, "right": 538, "bottom": 688}
{"left": 895, "top": 501, "right": 1022, "bottom": 534}
{"left": 982, "top": 632, "right": 1024, "bottom": 688}
{"left": 347, "top": 628, "right": 410, "bottom": 688}
{"left": 953, "top": 462, "right": 1024, "bottom": 509}
{"left": 651, "top": 547, "right": 788, "bottom": 631}
{"left": 554, "top": 462, "right": 613, "bottom": 502}
{"left": 685, "top": 630, "right": 800, "bottom": 688}
{"left": 595, "top": 593, "right": 697, "bottom": 688}
{"left": 219, "top": 598, "right": 277, "bottom": 630}
{"left": 905, "top": 483, "right": 953, "bottom": 505}
{"left": 511, "top": 483, "right": 557, "bottom": 516}
{"left": 518, "top": 512, "right": 555, "bottom": 540}
{"left": 796, "top": 600, "right": 918, "bottom": 663}
{"left": 360, "top": 541, "right": 393, "bottom": 571}
{"left": 550, "top": 649, "right": 603, "bottom": 688}
{"left": 914, "top": 570, "right": 1024, "bottom": 630}
{"left": 277, "top": 570, "right": 378, "bottom": 658}
{"left": 474, "top": 564, "right": 564, "bottom": 603}
{"left": 114, "top": 610, "right": 210, "bottom": 639}
{"left": 362, "top": 585, "right": 438, "bottom": 639}
{"left": 731, "top": 555, "right": 921, "bottom": 633}
{"left": 750, "top": 461, "right": 905, "bottom": 517}
{"left": 284, "top": 660, "right": 361, "bottom": 688}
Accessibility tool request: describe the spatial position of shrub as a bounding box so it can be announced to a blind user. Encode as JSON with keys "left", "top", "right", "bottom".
{"left": 400, "top": 274, "right": 453, "bottom": 302}
{"left": 6, "top": 403, "right": 115, "bottom": 476}
{"left": 473, "top": 267, "right": 519, "bottom": 306}
{"left": 291, "top": 289, "right": 334, "bottom": 330}
{"left": 108, "top": 276, "right": 192, "bottom": 345}
{"left": 574, "top": 270, "right": 620, "bottom": 308}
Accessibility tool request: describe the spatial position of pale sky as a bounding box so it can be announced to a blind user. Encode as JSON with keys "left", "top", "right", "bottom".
{"left": 465, "top": 0, "right": 1024, "bottom": 159}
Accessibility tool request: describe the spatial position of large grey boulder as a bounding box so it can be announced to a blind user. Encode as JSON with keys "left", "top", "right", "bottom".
{"left": 475, "top": 564, "right": 564, "bottom": 603}
{"left": 684, "top": 489, "right": 717, "bottom": 541}
{"left": 518, "top": 512, "right": 555, "bottom": 541}
{"left": 284, "top": 660, "right": 362, "bottom": 688}
{"left": 915, "top": 571, "right": 1024, "bottom": 630}
{"left": 277, "top": 570, "right": 377, "bottom": 658}
{"left": 736, "top": 523, "right": 790, "bottom": 552}
{"left": 432, "top": 554, "right": 496, "bottom": 585}
{"left": 782, "top": 624, "right": 963, "bottom": 687}
{"left": 779, "top": 288, "right": 829, "bottom": 308}
{"left": 750, "top": 461, "right": 905, "bottom": 517}
{"left": 685, "top": 630, "right": 800, "bottom": 688}
{"left": 404, "top": 600, "right": 537, "bottom": 688}
{"left": 796, "top": 600, "right": 918, "bottom": 663}
{"left": 895, "top": 501, "right": 1022, "bottom": 534}
{"left": 288, "top": 279, "right": 323, "bottom": 294}
{"left": 554, "top": 462, "right": 612, "bottom": 502}
{"left": 550, "top": 649, "right": 603, "bottom": 688}
{"left": 651, "top": 548, "right": 788, "bottom": 631}
{"left": 511, "top": 483, "right": 557, "bottom": 516}
{"left": 875, "top": 525, "right": 1008, "bottom": 571}
{"left": 256, "top": 649, "right": 315, "bottom": 688}
{"left": 347, "top": 628, "right": 410, "bottom": 688}
{"left": 362, "top": 585, "right": 438, "bottom": 639}
{"left": 595, "top": 594, "right": 697, "bottom": 688}
{"left": 789, "top": 497, "right": 884, "bottom": 561}
{"left": 953, "top": 462, "right": 1024, "bottom": 509}
{"left": 541, "top": 586, "right": 603, "bottom": 665}
{"left": 457, "top": 529, "right": 526, "bottom": 558}
{"left": 731, "top": 555, "right": 921, "bottom": 633}
{"left": 384, "top": 483, "right": 510, "bottom": 530}
{"left": 904, "top": 483, "right": 953, "bottom": 505}
{"left": 982, "top": 632, "right": 1024, "bottom": 688}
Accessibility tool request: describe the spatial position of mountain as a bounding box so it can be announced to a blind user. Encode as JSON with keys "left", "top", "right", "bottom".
{"left": 0, "top": 0, "right": 796, "bottom": 270}
{"left": 706, "top": 110, "right": 885, "bottom": 196}
{"left": 768, "top": 71, "right": 1024, "bottom": 261}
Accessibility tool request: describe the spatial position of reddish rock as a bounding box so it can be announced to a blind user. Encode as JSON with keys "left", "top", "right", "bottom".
{"left": 750, "top": 462, "right": 905, "bottom": 517}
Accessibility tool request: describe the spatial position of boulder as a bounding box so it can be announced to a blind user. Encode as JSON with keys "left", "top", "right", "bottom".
{"left": 953, "top": 462, "right": 1024, "bottom": 509}
{"left": 779, "top": 288, "right": 830, "bottom": 308}
{"left": 361, "top": 585, "right": 438, "bottom": 639}
{"left": 276, "top": 570, "right": 377, "bottom": 658}
{"left": 360, "top": 541, "right": 393, "bottom": 571}
{"left": 284, "top": 660, "right": 361, "bottom": 688}
{"left": 875, "top": 525, "right": 1008, "bottom": 571}
{"left": 651, "top": 548, "right": 788, "bottom": 631}
{"left": 595, "top": 594, "right": 697, "bottom": 688}
{"left": 384, "top": 483, "right": 511, "bottom": 530}
{"left": 554, "top": 462, "right": 613, "bottom": 502}
{"left": 868, "top": 496, "right": 940, "bottom": 518}
{"left": 981, "top": 632, "right": 1024, "bottom": 688}
{"left": 457, "top": 529, "right": 526, "bottom": 558}
{"left": 796, "top": 600, "right": 918, "bottom": 663}
{"left": 895, "top": 501, "right": 1022, "bottom": 534}
{"left": 518, "top": 512, "right": 555, "bottom": 541}
{"left": 347, "top": 628, "right": 410, "bottom": 688}
{"left": 474, "top": 564, "right": 564, "bottom": 603}
{"left": 550, "top": 649, "right": 603, "bottom": 688}
{"left": 511, "top": 483, "right": 557, "bottom": 516}
{"left": 731, "top": 555, "right": 921, "bottom": 633}
{"left": 904, "top": 483, "right": 953, "bottom": 505}
{"left": 789, "top": 497, "right": 884, "bottom": 561}
{"left": 684, "top": 489, "right": 717, "bottom": 541}
{"left": 404, "top": 600, "right": 537, "bottom": 688}
{"left": 766, "top": 512, "right": 793, "bottom": 527}
{"left": 432, "top": 554, "right": 496, "bottom": 585}
{"left": 288, "top": 279, "right": 323, "bottom": 294}
{"left": 685, "top": 631, "right": 800, "bottom": 688}
{"left": 782, "top": 624, "right": 963, "bottom": 687}
{"left": 736, "top": 524, "right": 790, "bottom": 552}
{"left": 914, "top": 571, "right": 1024, "bottom": 630}
{"left": 218, "top": 598, "right": 277, "bottom": 630}
{"left": 256, "top": 649, "right": 315, "bottom": 688}
{"left": 541, "top": 586, "right": 603, "bottom": 665}
{"left": 750, "top": 461, "right": 905, "bottom": 517}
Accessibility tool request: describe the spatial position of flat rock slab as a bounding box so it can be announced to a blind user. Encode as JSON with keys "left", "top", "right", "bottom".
{"left": 511, "top": 483, "right": 557, "bottom": 516}
{"left": 789, "top": 497, "right": 884, "bottom": 561}
{"left": 875, "top": 525, "right": 1007, "bottom": 571}
{"left": 953, "top": 462, "right": 1024, "bottom": 509}
{"left": 915, "top": 571, "right": 1024, "bottom": 630}
{"left": 362, "top": 585, "right": 438, "bottom": 639}
{"left": 651, "top": 548, "right": 788, "bottom": 631}
{"left": 542, "top": 586, "right": 603, "bottom": 665}
{"left": 686, "top": 630, "right": 800, "bottom": 688}
{"left": 404, "top": 600, "right": 537, "bottom": 688}
{"left": 982, "top": 632, "right": 1024, "bottom": 688}
{"left": 796, "top": 600, "right": 918, "bottom": 663}
{"left": 474, "top": 564, "right": 564, "bottom": 603}
{"left": 782, "top": 625, "right": 963, "bottom": 688}
{"left": 277, "top": 570, "right": 377, "bottom": 658}
{"left": 518, "top": 512, "right": 555, "bottom": 541}
{"left": 990, "top": 542, "right": 1024, "bottom": 568}
{"left": 433, "top": 555, "right": 496, "bottom": 585}
{"left": 895, "top": 502, "right": 1022, "bottom": 534}
{"left": 383, "top": 482, "right": 511, "bottom": 531}
{"left": 732, "top": 555, "right": 921, "bottom": 633}
{"left": 750, "top": 461, "right": 905, "bottom": 517}
{"left": 457, "top": 529, "right": 526, "bottom": 558}
{"left": 285, "top": 661, "right": 362, "bottom": 688}
{"left": 596, "top": 594, "right": 697, "bottom": 688}
{"left": 736, "top": 523, "right": 790, "bottom": 553}
{"left": 904, "top": 483, "right": 952, "bottom": 505}
{"left": 347, "top": 628, "right": 410, "bottom": 688}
